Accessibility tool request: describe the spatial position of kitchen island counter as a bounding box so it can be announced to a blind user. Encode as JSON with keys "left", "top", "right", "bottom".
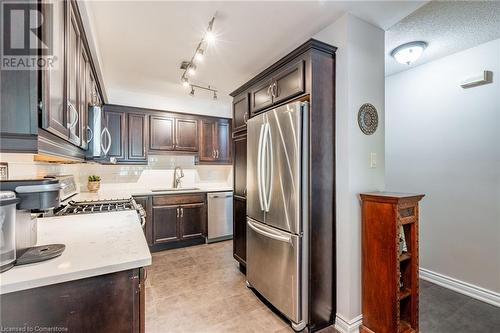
{"left": 0, "top": 210, "right": 151, "bottom": 295}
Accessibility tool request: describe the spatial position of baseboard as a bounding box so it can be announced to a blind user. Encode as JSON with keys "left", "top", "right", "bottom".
{"left": 420, "top": 268, "right": 500, "bottom": 308}
{"left": 335, "top": 313, "right": 362, "bottom": 333}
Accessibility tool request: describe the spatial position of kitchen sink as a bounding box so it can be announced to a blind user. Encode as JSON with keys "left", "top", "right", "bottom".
{"left": 150, "top": 187, "right": 200, "bottom": 192}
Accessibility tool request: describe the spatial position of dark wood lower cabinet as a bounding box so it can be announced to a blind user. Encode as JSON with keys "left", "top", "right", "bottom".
{"left": 180, "top": 203, "right": 205, "bottom": 240}
{"left": 152, "top": 205, "right": 180, "bottom": 244}
{"left": 149, "top": 194, "right": 207, "bottom": 251}
{"left": 0, "top": 268, "right": 145, "bottom": 333}
{"left": 233, "top": 196, "right": 247, "bottom": 266}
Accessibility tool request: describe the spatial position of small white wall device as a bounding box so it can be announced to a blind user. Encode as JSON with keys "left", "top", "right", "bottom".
{"left": 460, "top": 70, "right": 493, "bottom": 88}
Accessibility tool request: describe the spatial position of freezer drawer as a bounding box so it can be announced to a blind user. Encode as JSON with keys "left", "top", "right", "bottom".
{"left": 246, "top": 218, "right": 303, "bottom": 324}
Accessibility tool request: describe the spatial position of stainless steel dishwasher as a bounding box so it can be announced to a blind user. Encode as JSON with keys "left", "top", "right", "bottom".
{"left": 207, "top": 192, "right": 233, "bottom": 243}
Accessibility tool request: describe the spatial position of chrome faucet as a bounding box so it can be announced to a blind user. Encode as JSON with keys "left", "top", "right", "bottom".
{"left": 173, "top": 166, "right": 184, "bottom": 189}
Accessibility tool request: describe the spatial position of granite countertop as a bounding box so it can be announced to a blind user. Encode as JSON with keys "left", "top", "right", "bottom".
{"left": 0, "top": 210, "right": 152, "bottom": 295}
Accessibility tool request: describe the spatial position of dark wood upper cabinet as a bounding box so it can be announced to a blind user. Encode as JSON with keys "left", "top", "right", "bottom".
{"left": 249, "top": 59, "right": 305, "bottom": 116}
{"left": 104, "top": 110, "right": 126, "bottom": 160}
{"left": 233, "top": 134, "right": 247, "bottom": 198}
{"left": 67, "top": 2, "right": 82, "bottom": 147}
{"left": 175, "top": 118, "right": 198, "bottom": 152}
{"left": 272, "top": 59, "right": 305, "bottom": 104}
{"left": 250, "top": 79, "right": 273, "bottom": 114}
{"left": 40, "top": 0, "right": 67, "bottom": 141}
{"left": 199, "top": 119, "right": 217, "bottom": 162}
{"left": 198, "top": 118, "right": 231, "bottom": 164}
{"left": 79, "top": 40, "right": 91, "bottom": 150}
{"left": 128, "top": 113, "right": 147, "bottom": 161}
{"left": 152, "top": 205, "right": 180, "bottom": 245}
{"left": 232, "top": 93, "right": 249, "bottom": 134}
{"left": 216, "top": 120, "right": 231, "bottom": 163}
{"left": 149, "top": 115, "right": 175, "bottom": 151}
{"left": 179, "top": 203, "right": 205, "bottom": 240}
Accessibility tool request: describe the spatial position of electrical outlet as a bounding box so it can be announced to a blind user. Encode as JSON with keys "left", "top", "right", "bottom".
{"left": 0, "top": 162, "right": 8, "bottom": 180}
{"left": 370, "top": 153, "right": 377, "bottom": 168}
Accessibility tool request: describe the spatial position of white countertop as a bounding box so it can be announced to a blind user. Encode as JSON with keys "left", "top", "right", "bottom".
{"left": 0, "top": 210, "right": 151, "bottom": 295}
{"left": 73, "top": 185, "right": 233, "bottom": 201}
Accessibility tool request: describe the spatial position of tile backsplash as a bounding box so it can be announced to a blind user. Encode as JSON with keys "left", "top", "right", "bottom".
{"left": 0, "top": 153, "right": 232, "bottom": 189}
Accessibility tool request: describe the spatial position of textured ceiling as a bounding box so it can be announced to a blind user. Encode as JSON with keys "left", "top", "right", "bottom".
{"left": 386, "top": 1, "right": 500, "bottom": 76}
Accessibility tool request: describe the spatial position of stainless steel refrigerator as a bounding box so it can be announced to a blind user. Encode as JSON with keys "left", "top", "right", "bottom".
{"left": 246, "top": 100, "right": 309, "bottom": 331}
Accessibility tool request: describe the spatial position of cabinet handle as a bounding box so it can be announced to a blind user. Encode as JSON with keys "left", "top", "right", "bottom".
{"left": 212, "top": 149, "right": 216, "bottom": 159}
{"left": 101, "top": 127, "right": 112, "bottom": 155}
{"left": 177, "top": 207, "right": 179, "bottom": 218}
{"left": 67, "top": 101, "right": 79, "bottom": 129}
{"left": 267, "top": 84, "right": 272, "bottom": 96}
{"left": 216, "top": 149, "right": 219, "bottom": 159}
{"left": 86, "top": 126, "right": 93, "bottom": 143}
{"left": 243, "top": 112, "right": 248, "bottom": 124}
{"left": 272, "top": 82, "right": 278, "bottom": 98}
{"left": 181, "top": 208, "right": 184, "bottom": 218}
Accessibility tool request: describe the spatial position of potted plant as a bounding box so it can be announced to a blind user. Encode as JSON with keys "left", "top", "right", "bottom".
{"left": 87, "top": 175, "right": 101, "bottom": 193}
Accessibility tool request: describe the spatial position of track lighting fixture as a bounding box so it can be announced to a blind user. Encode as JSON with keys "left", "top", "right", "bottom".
{"left": 195, "top": 49, "right": 204, "bottom": 62}
{"left": 188, "top": 64, "right": 196, "bottom": 76}
{"left": 179, "top": 14, "right": 218, "bottom": 95}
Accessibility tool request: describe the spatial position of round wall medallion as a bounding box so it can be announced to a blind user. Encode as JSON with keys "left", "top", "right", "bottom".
{"left": 358, "top": 103, "right": 378, "bottom": 135}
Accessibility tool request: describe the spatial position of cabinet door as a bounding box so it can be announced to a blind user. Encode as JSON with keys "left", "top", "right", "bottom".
{"left": 133, "top": 196, "right": 152, "bottom": 246}
{"left": 79, "top": 41, "right": 90, "bottom": 150}
{"left": 215, "top": 120, "right": 231, "bottom": 163}
{"left": 233, "top": 196, "right": 247, "bottom": 265}
{"left": 152, "top": 206, "right": 180, "bottom": 244}
{"left": 250, "top": 79, "right": 273, "bottom": 115}
{"left": 67, "top": 3, "right": 82, "bottom": 146}
{"left": 272, "top": 60, "right": 305, "bottom": 104}
{"left": 128, "top": 113, "right": 147, "bottom": 161}
{"left": 180, "top": 203, "right": 205, "bottom": 240}
{"left": 149, "top": 116, "right": 175, "bottom": 151}
{"left": 232, "top": 94, "right": 248, "bottom": 134}
{"left": 104, "top": 111, "right": 126, "bottom": 159}
{"left": 175, "top": 118, "right": 198, "bottom": 152}
{"left": 40, "top": 0, "right": 68, "bottom": 140}
{"left": 233, "top": 134, "right": 247, "bottom": 197}
{"left": 199, "top": 119, "right": 216, "bottom": 162}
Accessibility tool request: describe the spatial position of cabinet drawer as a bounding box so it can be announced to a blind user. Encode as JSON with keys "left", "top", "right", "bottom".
{"left": 153, "top": 194, "right": 205, "bottom": 206}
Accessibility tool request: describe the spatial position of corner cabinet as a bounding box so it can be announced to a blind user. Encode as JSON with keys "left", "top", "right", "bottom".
{"left": 198, "top": 118, "right": 232, "bottom": 164}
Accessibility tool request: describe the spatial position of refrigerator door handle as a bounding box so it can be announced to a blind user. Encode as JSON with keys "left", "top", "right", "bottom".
{"left": 264, "top": 122, "right": 273, "bottom": 212}
{"left": 248, "top": 220, "right": 291, "bottom": 243}
{"left": 257, "top": 123, "right": 266, "bottom": 211}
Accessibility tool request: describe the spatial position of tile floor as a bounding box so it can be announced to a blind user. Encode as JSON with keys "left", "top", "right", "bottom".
{"left": 145, "top": 241, "right": 500, "bottom": 333}
{"left": 145, "top": 241, "right": 338, "bottom": 333}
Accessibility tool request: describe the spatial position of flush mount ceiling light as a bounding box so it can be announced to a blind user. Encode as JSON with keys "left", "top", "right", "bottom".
{"left": 180, "top": 14, "right": 218, "bottom": 94}
{"left": 391, "top": 41, "right": 427, "bottom": 65}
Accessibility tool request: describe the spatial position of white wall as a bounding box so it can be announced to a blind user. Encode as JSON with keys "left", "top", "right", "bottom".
{"left": 386, "top": 39, "right": 500, "bottom": 294}
{"left": 314, "top": 14, "right": 386, "bottom": 330}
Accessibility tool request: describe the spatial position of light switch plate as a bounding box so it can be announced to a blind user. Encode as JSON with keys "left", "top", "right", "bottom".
{"left": 0, "top": 162, "right": 8, "bottom": 180}
{"left": 370, "top": 153, "right": 377, "bottom": 168}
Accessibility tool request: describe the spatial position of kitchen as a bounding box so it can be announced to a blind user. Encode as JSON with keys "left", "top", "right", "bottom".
{"left": 2, "top": 1, "right": 500, "bottom": 333}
